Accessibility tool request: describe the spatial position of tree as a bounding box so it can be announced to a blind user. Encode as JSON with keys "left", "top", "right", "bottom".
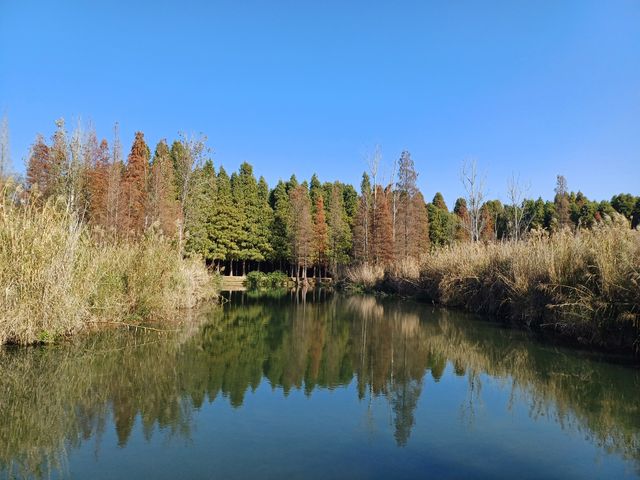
{"left": 88, "top": 138, "right": 111, "bottom": 228}
{"left": 453, "top": 197, "right": 471, "bottom": 241}
{"left": 460, "top": 159, "right": 486, "bottom": 242}
{"left": 121, "top": 132, "right": 149, "bottom": 235}
{"left": 370, "top": 186, "right": 394, "bottom": 265}
{"left": 210, "top": 166, "right": 242, "bottom": 272}
{"left": 185, "top": 160, "right": 216, "bottom": 259}
{"left": 327, "top": 183, "right": 352, "bottom": 274}
{"left": 105, "top": 123, "right": 124, "bottom": 233}
{"left": 270, "top": 180, "right": 291, "bottom": 270}
{"left": 507, "top": 173, "right": 530, "bottom": 241}
{"left": 611, "top": 193, "right": 637, "bottom": 221}
{"left": 288, "top": 184, "right": 314, "bottom": 280}
{"left": 148, "top": 140, "right": 181, "bottom": 236}
{"left": 231, "top": 162, "right": 268, "bottom": 273}
{"left": 26, "top": 134, "right": 51, "bottom": 199}
{"left": 632, "top": 198, "right": 640, "bottom": 229}
{"left": 172, "top": 134, "right": 208, "bottom": 249}
{"left": 256, "top": 176, "right": 274, "bottom": 264}
{"left": 0, "top": 113, "right": 10, "bottom": 179}
{"left": 432, "top": 192, "right": 447, "bottom": 211}
{"left": 313, "top": 195, "right": 328, "bottom": 276}
{"left": 554, "top": 174, "right": 570, "bottom": 230}
{"left": 353, "top": 172, "right": 372, "bottom": 263}
{"left": 391, "top": 151, "right": 428, "bottom": 259}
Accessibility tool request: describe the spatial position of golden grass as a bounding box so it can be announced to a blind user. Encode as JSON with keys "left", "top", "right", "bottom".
{"left": 0, "top": 198, "right": 216, "bottom": 345}
{"left": 349, "top": 222, "right": 640, "bottom": 351}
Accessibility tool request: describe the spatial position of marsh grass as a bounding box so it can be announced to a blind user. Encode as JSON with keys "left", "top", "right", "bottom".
{"left": 0, "top": 198, "right": 216, "bottom": 345}
{"left": 349, "top": 222, "right": 640, "bottom": 351}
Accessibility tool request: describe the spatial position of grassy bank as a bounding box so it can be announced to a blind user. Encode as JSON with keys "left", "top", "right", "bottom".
{"left": 0, "top": 199, "right": 216, "bottom": 345}
{"left": 347, "top": 224, "right": 640, "bottom": 353}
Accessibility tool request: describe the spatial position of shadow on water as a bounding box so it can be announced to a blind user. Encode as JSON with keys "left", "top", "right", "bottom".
{"left": 1, "top": 290, "right": 639, "bottom": 478}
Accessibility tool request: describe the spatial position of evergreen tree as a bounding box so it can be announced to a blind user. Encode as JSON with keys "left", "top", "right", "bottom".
{"left": 256, "top": 176, "right": 274, "bottom": 264}
{"left": 611, "top": 193, "right": 637, "bottom": 221}
{"left": 210, "top": 166, "right": 242, "bottom": 272}
{"left": 270, "top": 180, "right": 291, "bottom": 269}
{"left": 288, "top": 184, "right": 314, "bottom": 279}
{"left": 313, "top": 195, "right": 328, "bottom": 276}
{"left": 327, "top": 183, "right": 352, "bottom": 274}
{"left": 232, "top": 162, "right": 267, "bottom": 273}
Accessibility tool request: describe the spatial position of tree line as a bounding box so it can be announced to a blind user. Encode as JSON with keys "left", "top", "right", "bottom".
{"left": 6, "top": 117, "right": 639, "bottom": 278}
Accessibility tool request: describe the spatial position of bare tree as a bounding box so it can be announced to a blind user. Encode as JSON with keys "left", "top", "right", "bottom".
{"left": 507, "top": 173, "right": 531, "bottom": 241}
{"left": 0, "top": 113, "right": 10, "bottom": 179}
{"left": 460, "top": 159, "right": 486, "bottom": 242}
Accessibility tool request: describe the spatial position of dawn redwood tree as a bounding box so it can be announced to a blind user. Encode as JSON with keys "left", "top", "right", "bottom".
{"left": 353, "top": 173, "right": 372, "bottom": 263}
{"left": 210, "top": 166, "right": 241, "bottom": 273}
{"left": 313, "top": 195, "right": 328, "bottom": 277}
{"left": 371, "top": 186, "right": 394, "bottom": 265}
{"left": 554, "top": 175, "right": 571, "bottom": 230}
{"left": 26, "top": 134, "right": 51, "bottom": 199}
{"left": 288, "top": 184, "right": 314, "bottom": 280}
{"left": 88, "top": 138, "right": 111, "bottom": 228}
{"left": 327, "top": 183, "right": 351, "bottom": 274}
{"left": 395, "top": 151, "right": 428, "bottom": 259}
{"left": 270, "top": 180, "right": 291, "bottom": 271}
{"left": 453, "top": 197, "right": 471, "bottom": 242}
{"left": 121, "top": 132, "right": 150, "bottom": 235}
{"left": 256, "top": 176, "right": 274, "bottom": 267}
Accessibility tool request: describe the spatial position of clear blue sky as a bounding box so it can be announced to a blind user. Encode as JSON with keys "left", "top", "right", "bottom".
{"left": 1, "top": 0, "right": 638, "bottom": 205}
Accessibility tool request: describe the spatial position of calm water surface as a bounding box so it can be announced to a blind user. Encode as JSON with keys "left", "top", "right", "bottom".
{"left": 1, "top": 291, "right": 639, "bottom": 479}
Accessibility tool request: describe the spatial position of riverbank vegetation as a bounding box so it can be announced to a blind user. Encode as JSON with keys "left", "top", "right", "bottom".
{"left": 1, "top": 115, "right": 639, "bottom": 349}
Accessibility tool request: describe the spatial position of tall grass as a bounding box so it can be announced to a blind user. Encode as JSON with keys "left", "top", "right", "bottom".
{"left": 349, "top": 223, "right": 640, "bottom": 352}
{"left": 0, "top": 198, "right": 216, "bottom": 345}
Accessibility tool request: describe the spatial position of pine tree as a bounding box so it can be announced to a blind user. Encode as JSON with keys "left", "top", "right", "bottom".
{"left": 121, "top": 132, "right": 150, "bottom": 235}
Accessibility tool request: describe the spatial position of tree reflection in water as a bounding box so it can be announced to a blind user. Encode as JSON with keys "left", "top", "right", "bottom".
{"left": 1, "top": 291, "right": 639, "bottom": 478}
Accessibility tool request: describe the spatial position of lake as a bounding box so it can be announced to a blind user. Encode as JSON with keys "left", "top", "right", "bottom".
{"left": 1, "top": 290, "right": 639, "bottom": 479}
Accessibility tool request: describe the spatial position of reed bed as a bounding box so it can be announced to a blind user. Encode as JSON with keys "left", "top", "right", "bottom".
{"left": 0, "top": 199, "right": 216, "bottom": 345}
{"left": 349, "top": 223, "right": 640, "bottom": 352}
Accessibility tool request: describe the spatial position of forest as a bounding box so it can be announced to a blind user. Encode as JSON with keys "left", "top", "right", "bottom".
{"left": 1, "top": 116, "right": 639, "bottom": 350}
{"left": 11, "top": 117, "right": 640, "bottom": 277}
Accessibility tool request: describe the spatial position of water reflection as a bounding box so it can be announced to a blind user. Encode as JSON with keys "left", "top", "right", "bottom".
{"left": 1, "top": 292, "right": 639, "bottom": 478}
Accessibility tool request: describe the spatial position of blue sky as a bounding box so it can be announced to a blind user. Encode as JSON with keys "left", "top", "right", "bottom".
{"left": 1, "top": 1, "right": 638, "bottom": 205}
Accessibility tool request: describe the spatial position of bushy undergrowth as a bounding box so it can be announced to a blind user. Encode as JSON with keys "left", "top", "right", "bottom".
{"left": 245, "top": 270, "right": 289, "bottom": 289}
{"left": 0, "top": 199, "right": 216, "bottom": 345}
{"left": 349, "top": 223, "right": 640, "bottom": 352}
